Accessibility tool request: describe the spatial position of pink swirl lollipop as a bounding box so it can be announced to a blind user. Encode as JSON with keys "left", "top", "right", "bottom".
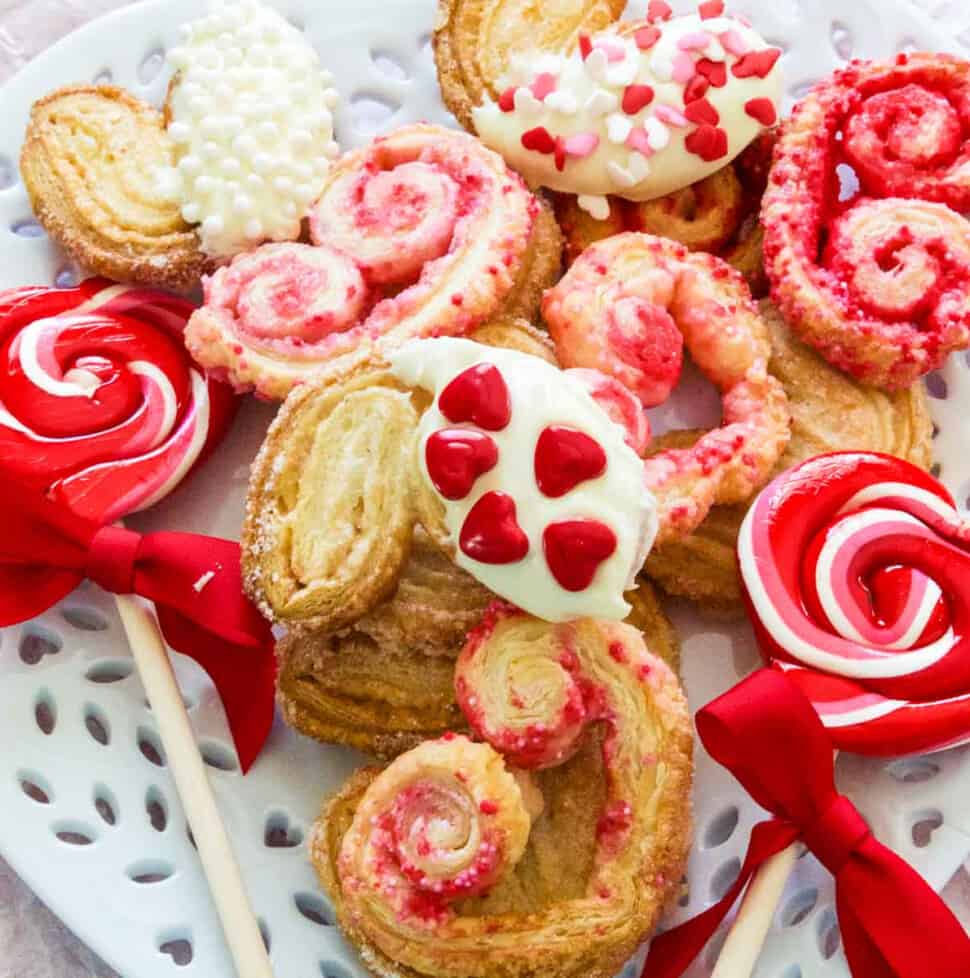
{"left": 738, "top": 451, "right": 970, "bottom": 755}
{"left": 0, "top": 278, "right": 236, "bottom": 522}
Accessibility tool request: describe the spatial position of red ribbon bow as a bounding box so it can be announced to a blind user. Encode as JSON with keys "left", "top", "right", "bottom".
{"left": 643, "top": 669, "right": 970, "bottom": 978}
{"left": 1, "top": 483, "right": 276, "bottom": 772}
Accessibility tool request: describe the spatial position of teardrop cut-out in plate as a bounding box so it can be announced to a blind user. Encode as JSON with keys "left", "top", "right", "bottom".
{"left": 926, "top": 373, "right": 948, "bottom": 400}
{"left": 137, "top": 727, "right": 166, "bottom": 767}
{"left": 146, "top": 787, "right": 168, "bottom": 831}
{"left": 781, "top": 886, "right": 818, "bottom": 926}
{"left": 137, "top": 47, "right": 166, "bottom": 85}
{"left": 84, "top": 704, "right": 111, "bottom": 746}
{"left": 817, "top": 907, "right": 841, "bottom": 959}
{"left": 94, "top": 786, "right": 117, "bottom": 826}
{"left": 11, "top": 218, "right": 45, "bottom": 238}
{"left": 320, "top": 963, "right": 353, "bottom": 978}
{"left": 158, "top": 937, "right": 194, "bottom": 967}
{"left": 371, "top": 49, "right": 409, "bottom": 80}
{"left": 61, "top": 606, "right": 110, "bottom": 632}
{"left": 93, "top": 67, "right": 113, "bottom": 84}
{"left": 349, "top": 92, "right": 399, "bottom": 134}
{"left": 53, "top": 821, "right": 97, "bottom": 846}
{"left": 911, "top": 808, "right": 944, "bottom": 847}
{"left": 886, "top": 757, "right": 941, "bottom": 783}
{"left": 264, "top": 811, "right": 303, "bottom": 848}
{"left": 830, "top": 20, "right": 854, "bottom": 59}
{"left": 295, "top": 892, "right": 334, "bottom": 927}
{"left": 200, "top": 741, "right": 238, "bottom": 773}
{"left": 18, "top": 771, "right": 52, "bottom": 805}
{"left": 19, "top": 626, "right": 63, "bottom": 665}
{"left": 709, "top": 857, "right": 742, "bottom": 901}
{"left": 127, "top": 858, "right": 175, "bottom": 884}
{"left": 702, "top": 805, "right": 739, "bottom": 849}
{"left": 35, "top": 692, "right": 56, "bottom": 735}
{"left": 54, "top": 264, "right": 81, "bottom": 288}
{"left": 85, "top": 659, "right": 134, "bottom": 684}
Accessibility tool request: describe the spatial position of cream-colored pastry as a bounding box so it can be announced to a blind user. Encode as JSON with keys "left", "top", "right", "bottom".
{"left": 388, "top": 337, "right": 657, "bottom": 622}
{"left": 471, "top": 6, "right": 782, "bottom": 216}
{"left": 164, "top": 0, "right": 340, "bottom": 257}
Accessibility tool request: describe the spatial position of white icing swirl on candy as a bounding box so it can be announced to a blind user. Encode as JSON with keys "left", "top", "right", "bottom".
{"left": 472, "top": 2, "right": 782, "bottom": 212}
{"left": 389, "top": 338, "right": 657, "bottom": 623}
{"left": 165, "top": 0, "right": 340, "bottom": 257}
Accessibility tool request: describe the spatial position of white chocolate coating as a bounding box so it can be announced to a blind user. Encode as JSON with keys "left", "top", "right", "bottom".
{"left": 165, "top": 0, "right": 340, "bottom": 257}
{"left": 472, "top": 10, "right": 782, "bottom": 210}
{"left": 390, "top": 338, "right": 658, "bottom": 622}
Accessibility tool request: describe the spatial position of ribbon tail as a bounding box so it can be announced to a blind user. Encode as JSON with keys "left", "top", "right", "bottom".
{"left": 155, "top": 606, "right": 277, "bottom": 773}
{"left": 0, "top": 566, "right": 81, "bottom": 625}
{"left": 642, "top": 820, "right": 799, "bottom": 978}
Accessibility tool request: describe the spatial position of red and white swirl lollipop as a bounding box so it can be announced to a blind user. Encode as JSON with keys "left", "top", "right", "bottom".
{"left": 738, "top": 451, "right": 970, "bottom": 755}
{"left": 0, "top": 278, "right": 236, "bottom": 522}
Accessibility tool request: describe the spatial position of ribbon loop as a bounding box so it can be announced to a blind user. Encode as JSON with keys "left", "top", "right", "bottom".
{"left": 802, "top": 794, "right": 870, "bottom": 875}
{"left": 86, "top": 524, "right": 141, "bottom": 596}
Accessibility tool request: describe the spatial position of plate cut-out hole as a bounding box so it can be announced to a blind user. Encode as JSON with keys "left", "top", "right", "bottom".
{"left": 817, "top": 907, "right": 841, "bottom": 959}
{"left": 258, "top": 919, "right": 272, "bottom": 953}
{"left": 35, "top": 691, "right": 56, "bottom": 735}
{"left": 702, "top": 806, "right": 739, "bottom": 849}
{"left": 147, "top": 788, "right": 168, "bottom": 831}
{"left": 18, "top": 771, "right": 52, "bottom": 805}
{"left": 265, "top": 811, "right": 303, "bottom": 848}
{"left": 887, "top": 757, "right": 941, "bottom": 783}
{"left": 127, "top": 859, "right": 175, "bottom": 884}
{"left": 925, "top": 373, "right": 947, "bottom": 399}
{"left": 93, "top": 67, "right": 113, "bottom": 84}
{"left": 11, "top": 218, "right": 45, "bottom": 238}
{"left": 709, "top": 857, "right": 741, "bottom": 902}
{"left": 371, "top": 49, "right": 409, "bottom": 81}
{"left": 93, "top": 784, "right": 118, "bottom": 826}
{"left": 54, "top": 264, "right": 80, "bottom": 288}
{"left": 0, "top": 155, "right": 15, "bottom": 190}
{"left": 53, "top": 821, "right": 97, "bottom": 846}
{"left": 911, "top": 808, "right": 943, "bottom": 848}
{"left": 896, "top": 36, "right": 919, "bottom": 54}
{"left": 84, "top": 704, "right": 111, "bottom": 746}
{"left": 320, "top": 963, "right": 353, "bottom": 978}
{"left": 781, "top": 886, "right": 818, "bottom": 926}
{"left": 138, "top": 727, "right": 166, "bottom": 767}
{"left": 200, "top": 740, "right": 238, "bottom": 773}
{"left": 295, "top": 892, "right": 334, "bottom": 927}
{"left": 830, "top": 21, "right": 853, "bottom": 60}
{"left": 138, "top": 47, "right": 166, "bottom": 85}
{"left": 19, "top": 626, "right": 63, "bottom": 665}
{"left": 349, "top": 92, "right": 399, "bottom": 134}
{"left": 62, "top": 606, "right": 109, "bottom": 631}
{"left": 159, "top": 937, "right": 194, "bottom": 967}
{"left": 86, "top": 659, "right": 134, "bottom": 684}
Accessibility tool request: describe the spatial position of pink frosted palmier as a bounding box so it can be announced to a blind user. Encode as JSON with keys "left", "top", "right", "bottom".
{"left": 738, "top": 451, "right": 970, "bottom": 756}
{"left": 0, "top": 279, "right": 235, "bottom": 523}
{"left": 186, "top": 124, "right": 540, "bottom": 400}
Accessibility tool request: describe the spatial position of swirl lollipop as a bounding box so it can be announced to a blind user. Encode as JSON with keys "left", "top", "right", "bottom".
{"left": 0, "top": 279, "right": 272, "bottom": 978}
{"left": 0, "top": 278, "right": 235, "bottom": 520}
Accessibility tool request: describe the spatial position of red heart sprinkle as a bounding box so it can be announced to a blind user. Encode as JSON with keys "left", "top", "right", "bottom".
{"left": 439, "top": 363, "right": 511, "bottom": 431}
{"left": 498, "top": 86, "right": 517, "bottom": 112}
{"left": 744, "top": 97, "right": 777, "bottom": 126}
{"left": 543, "top": 521, "right": 618, "bottom": 592}
{"left": 696, "top": 57, "right": 727, "bottom": 87}
{"left": 684, "top": 97, "right": 720, "bottom": 126}
{"left": 460, "top": 492, "right": 529, "bottom": 564}
{"left": 426, "top": 429, "right": 499, "bottom": 500}
{"left": 685, "top": 124, "right": 728, "bottom": 161}
{"left": 683, "top": 74, "right": 710, "bottom": 104}
{"left": 634, "top": 26, "right": 661, "bottom": 50}
{"left": 579, "top": 33, "right": 592, "bottom": 59}
{"left": 622, "top": 84, "right": 655, "bottom": 115}
{"left": 732, "top": 48, "right": 782, "bottom": 79}
{"left": 699, "top": 0, "right": 725, "bottom": 17}
{"left": 647, "top": 0, "right": 672, "bottom": 22}
{"left": 534, "top": 426, "right": 607, "bottom": 498}
{"left": 521, "top": 126, "right": 557, "bottom": 154}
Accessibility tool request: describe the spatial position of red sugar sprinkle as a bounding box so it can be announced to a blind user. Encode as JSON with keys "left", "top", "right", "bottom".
{"left": 683, "top": 74, "right": 710, "bottom": 104}
{"left": 745, "top": 97, "right": 777, "bottom": 125}
{"left": 622, "top": 84, "right": 655, "bottom": 115}
{"left": 579, "top": 33, "right": 592, "bottom": 60}
{"left": 696, "top": 57, "right": 727, "bottom": 87}
{"left": 521, "top": 126, "right": 556, "bottom": 154}
{"left": 498, "top": 86, "right": 517, "bottom": 112}
{"left": 479, "top": 800, "right": 499, "bottom": 815}
{"left": 441, "top": 731, "right": 457, "bottom": 741}
{"left": 699, "top": 0, "right": 725, "bottom": 17}
{"left": 732, "top": 48, "right": 782, "bottom": 79}
{"left": 451, "top": 294, "right": 464, "bottom": 306}
{"left": 634, "top": 26, "right": 662, "bottom": 50}
{"left": 646, "top": 0, "right": 673, "bottom": 23}
{"left": 684, "top": 97, "right": 720, "bottom": 126}
{"left": 608, "top": 641, "right": 628, "bottom": 664}
{"left": 685, "top": 124, "right": 728, "bottom": 161}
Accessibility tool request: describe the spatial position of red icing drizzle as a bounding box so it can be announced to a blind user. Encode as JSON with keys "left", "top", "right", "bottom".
{"left": 425, "top": 428, "right": 499, "bottom": 500}
{"left": 460, "top": 491, "right": 530, "bottom": 564}
{"left": 438, "top": 362, "right": 511, "bottom": 431}
{"left": 543, "top": 520, "right": 618, "bottom": 591}
{"left": 534, "top": 425, "right": 608, "bottom": 498}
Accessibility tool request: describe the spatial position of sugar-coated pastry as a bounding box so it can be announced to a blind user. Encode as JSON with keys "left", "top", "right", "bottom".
{"left": 164, "top": 0, "right": 341, "bottom": 258}
{"left": 763, "top": 54, "right": 970, "bottom": 389}
{"left": 739, "top": 451, "right": 970, "bottom": 756}
{"left": 0, "top": 278, "right": 235, "bottom": 523}
{"left": 186, "top": 124, "right": 561, "bottom": 399}
{"left": 543, "top": 233, "right": 790, "bottom": 544}
{"left": 313, "top": 606, "right": 692, "bottom": 978}
{"left": 642, "top": 302, "right": 933, "bottom": 608}
{"left": 20, "top": 86, "right": 210, "bottom": 292}
{"left": 465, "top": 2, "right": 782, "bottom": 213}
{"left": 389, "top": 337, "right": 657, "bottom": 622}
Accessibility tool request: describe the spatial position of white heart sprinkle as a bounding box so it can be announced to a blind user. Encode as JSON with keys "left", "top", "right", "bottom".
{"left": 578, "top": 195, "right": 611, "bottom": 221}
{"left": 513, "top": 88, "right": 544, "bottom": 118}
{"left": 585, "top": 89, "right": 618, "bottom": 117}
{"left": 607, "top": 161, "right": 636, "bottom": 188}
{"left": 644, "top": 117, "right": 671, "bottom": 152}
{"left": 545, "top": 91, "right": 578, "bottom": 115}
{"left": 606, "top": 114, "right": 633, "bottom": 144}
{"left": 627, "top": 153, "right": 651, "bottom": 183}
{"left": 585, "top": 48, "right": 609, "bottom": 81}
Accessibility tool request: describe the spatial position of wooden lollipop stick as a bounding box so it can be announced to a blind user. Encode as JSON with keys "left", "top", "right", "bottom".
{"left": 113, "top": 591, "right": 274, "bottom": 978}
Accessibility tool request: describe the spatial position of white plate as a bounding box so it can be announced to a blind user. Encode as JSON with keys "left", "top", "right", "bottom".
{"left": 0, "top": 2, "right": 969, "bottom": 978}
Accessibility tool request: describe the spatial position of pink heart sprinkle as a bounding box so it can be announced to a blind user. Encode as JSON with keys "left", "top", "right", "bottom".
{"left": 593, "top": 37, "right": 627, "bottom": 62}
{"left": 672, "top": 51, "right": 696, "bottom": 83}
{"left": 626, "top": 128, "right": 654, "bottom": 157}
{"left": 719, "top": 29, "right": 750, "bottom": 56}
{"left": 563, "top": 132, "right": 600, "bottom": 158}
{"left": 531, "top": 72, "right": 557, "bottom": 101}
{"left": 655, "top": 104, "right": 688, "bottom": 127}
{"left": 677, "top": 30, "right": 713, "bottom": 51}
